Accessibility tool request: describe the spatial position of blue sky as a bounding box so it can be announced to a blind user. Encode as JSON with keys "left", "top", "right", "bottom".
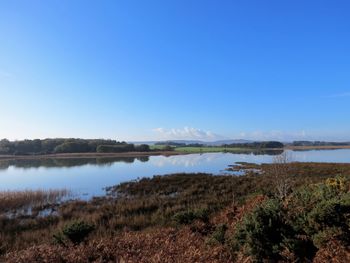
{"left": 1, "top": 0, "right": 349, "bottom": 141}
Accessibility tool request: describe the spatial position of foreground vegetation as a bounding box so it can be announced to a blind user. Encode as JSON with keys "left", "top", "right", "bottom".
{"left": 1, "top": 162, "right": 350, "bottom": 262}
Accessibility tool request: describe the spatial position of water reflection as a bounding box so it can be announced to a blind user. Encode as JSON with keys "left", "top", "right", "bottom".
{"left": 0, "top": 150, "right": 283, "bottom": 170}
{"left": 0, "top": 150, "right": 349, "bottom": 198}
{"left": 152, "top": 154, "right": 222, "bottom": 167}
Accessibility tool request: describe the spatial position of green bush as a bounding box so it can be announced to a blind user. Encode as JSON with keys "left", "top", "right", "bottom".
{"left": 61, "top": 221, "right": 95, "bottom": 244}
{"left": 307, "top": 194, "right": 350, "bottom": 247}
{"left": 231, "top": 178, "right": 350, "bottom": 261}
{"left": 232, "top": 199, "right": 290, "bottom": 261}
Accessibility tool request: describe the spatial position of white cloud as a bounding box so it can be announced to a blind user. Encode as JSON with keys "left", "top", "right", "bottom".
{"left": 152, "top": 127, "right": 225, "bottom": 141}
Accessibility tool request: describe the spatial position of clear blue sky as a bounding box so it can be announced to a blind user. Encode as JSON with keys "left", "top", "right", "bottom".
{"left": 1, "top": 0, "right": 349, "bottom": 141}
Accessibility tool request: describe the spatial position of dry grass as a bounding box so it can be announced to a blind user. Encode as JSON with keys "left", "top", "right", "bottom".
{"left": 0, "top": 189, "right": 71, "bottom": 213}
{"left": 313, "top": 240, "right": 350, "bottom": 263}
{"left": 2, "top": 163, "right": 350, "bottom": 262}
{"left": 4, "top": 227, "right": 232, "bottom": 263}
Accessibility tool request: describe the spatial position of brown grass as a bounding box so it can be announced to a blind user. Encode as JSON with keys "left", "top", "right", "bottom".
{"left": 0, "top": 189, "right": 71, "bottom": 213}
{"left": 2, "top": 162, "right": 350, "bottom": 262}
{"left": 4, "top": 227, "right": 232, "bottom": 263}
{"left": 313, "top": 240, "right": 350, "bottom": 263}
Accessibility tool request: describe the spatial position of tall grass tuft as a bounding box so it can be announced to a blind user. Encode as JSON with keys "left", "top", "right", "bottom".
{"left": 0, "top": 189, "right": 71, "bottom": 213}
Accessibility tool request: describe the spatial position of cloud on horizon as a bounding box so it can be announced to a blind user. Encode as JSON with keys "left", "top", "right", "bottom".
{"left": 152, "top": 127, "right": 225, "bottom": 141}
{"left": 151, "top": 128, "right": 349, "bottom": 142}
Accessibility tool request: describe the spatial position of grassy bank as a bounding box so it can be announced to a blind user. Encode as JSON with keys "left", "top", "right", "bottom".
{"left": 2, "top": 162, "right": 350, "bottom": 262}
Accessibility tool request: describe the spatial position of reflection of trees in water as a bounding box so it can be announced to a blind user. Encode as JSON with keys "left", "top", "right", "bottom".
{"left": 251, "top": 150, "right": 284, "bottom": 156}
{"left": 137, "top": 156, "right": 150, "bottom": 162}
{"left": 0, "top": 156, "right": 150, "bottom": 170}
{"left": 222, "top": 149, "right": 284, "bottom": 156}
{"left": 0, "top": 151, "right": 286, "bottom": 170}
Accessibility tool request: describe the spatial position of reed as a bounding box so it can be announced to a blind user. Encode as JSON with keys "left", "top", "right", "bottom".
{"left": 0, "top": 189, "right": 71, "bottom": 213}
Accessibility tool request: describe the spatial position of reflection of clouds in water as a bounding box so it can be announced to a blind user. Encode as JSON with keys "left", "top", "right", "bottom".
{"left": 1, "top": 150, "right": 349, "bottom": 197}
{"left": 150, "top": 153, "right": 222, "bottom": 167}
{"left": 225, "top": 154, "right": 273, "bottom": 164}
{"left": 149, "top": 152, "right": 275, "bottom": 167}
{"left": 295, "top": 153, "right": 307, "bottom": 161}
{"left": 284, "top": 149, "right": 350, "bottom": 163}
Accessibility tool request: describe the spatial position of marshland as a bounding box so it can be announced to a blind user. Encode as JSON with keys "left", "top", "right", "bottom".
{"left": 1, "top": 150, "right": 350, "bottom": 262}
{"left": 2, "top": 1, "right": 350, "bottom": 262}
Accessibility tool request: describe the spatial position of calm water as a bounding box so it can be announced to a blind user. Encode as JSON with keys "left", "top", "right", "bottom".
{"left": 0, "top": 149, "right": 349, "bottom": 198}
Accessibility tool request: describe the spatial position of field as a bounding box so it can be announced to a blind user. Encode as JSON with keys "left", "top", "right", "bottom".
{"left": 1, "top": 162, "right": 350, "bottom": 262}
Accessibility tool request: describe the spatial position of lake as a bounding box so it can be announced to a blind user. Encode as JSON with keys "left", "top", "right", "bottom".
{"left": 0, "top": 149, "right": 350, "bottom": 199}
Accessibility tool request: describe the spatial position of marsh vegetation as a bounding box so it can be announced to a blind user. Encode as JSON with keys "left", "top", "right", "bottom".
{"left": 1, "top": 162, "right": 350, "bottom": 262}
{"left": 0, "top": 189, "right": 71, "bottom": 215}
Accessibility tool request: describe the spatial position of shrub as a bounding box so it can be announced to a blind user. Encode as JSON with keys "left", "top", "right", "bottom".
{"left": 61, "top": 221, "right": 95, "bottom": 244}
{"left": 232, "top": 199, "right": 290, "bottom": 261}
{"left": 307, "top": 193, "right": 350, "bottom": 247}
{"left": 231, "top": 178, "right": 350, "bottom": 261}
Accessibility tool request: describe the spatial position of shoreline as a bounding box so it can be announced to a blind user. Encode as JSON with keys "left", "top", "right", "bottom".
{"left": 0, "top": 151, "right": 184, "bottom": 160}
{"left": 1, "top": 145, "right": 350, "bottom": 160}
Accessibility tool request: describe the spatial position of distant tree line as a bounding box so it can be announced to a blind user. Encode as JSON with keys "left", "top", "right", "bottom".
{"left": 0, "top": 139, "right": 151, "bottom": 155}
{"left": 222, "top": 141, "right": 284, "bottom": 149}
{"left": 96, "top": 144, "right": 150, "bottom": 153}
{"left": 155, "top": 141, "right": 204, "bottom": 147}
{"left": 155, "top": 141, "right": 284, "bottom": 149}
{"left": 292, "top": 141, "right": 350, "bottom": 146}
{"left": 154, "top": 141, "right": 188, "bottom": 147}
